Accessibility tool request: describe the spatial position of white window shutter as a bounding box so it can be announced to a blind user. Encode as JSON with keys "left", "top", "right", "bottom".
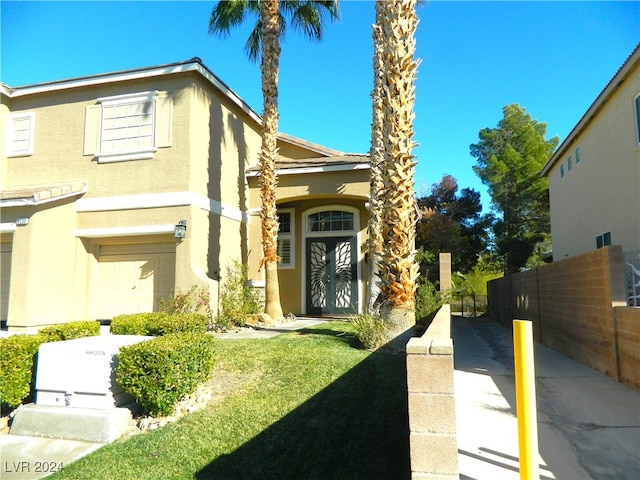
{"left": 83, "top": 105, "right": 101, "bottom": 156}
{"left": 155, "top": 95, "right": 173, "bottom": 148}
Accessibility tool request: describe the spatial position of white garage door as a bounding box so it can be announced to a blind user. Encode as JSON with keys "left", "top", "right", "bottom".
{"left": 96, "top": 243, "right": 175, "bottom": 320}
{"left": 1, "top": 243, "right": 12, "bottom": 321}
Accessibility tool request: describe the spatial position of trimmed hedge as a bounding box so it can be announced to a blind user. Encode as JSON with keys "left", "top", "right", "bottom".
{"left": 39, "top": 320, "right": 101, "bottom": 341}
{"left": 110, "top": 312, "right": 207, "bottom": 336}
{"left": 0, "top": 321, "right": 100, "bottom": 410}
{"left": 116, "top": 332, "right": 215, "bottom": 417}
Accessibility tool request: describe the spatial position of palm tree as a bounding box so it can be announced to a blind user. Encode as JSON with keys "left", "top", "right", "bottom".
{"left": 366, "top": 1, "right": 385, "bottom": 313}
{"left": 208, "top": 1, "right": 340, "bottom": 320}
{"left": 377, "top": 0, "right": 420, "bottom": 337}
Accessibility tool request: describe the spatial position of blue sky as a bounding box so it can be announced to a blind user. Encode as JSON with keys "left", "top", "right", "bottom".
{"left": 1, "top": 1, "right": 639, "bottom": 210}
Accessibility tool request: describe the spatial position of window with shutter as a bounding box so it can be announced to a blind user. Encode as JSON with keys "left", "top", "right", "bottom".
{"left": 5, "top": 112, "right": 35, "bottom": 157}
{"left": 277, "top": 209, "right": 295, "bottom": 268}
{"left": 85, "top": 91, "right": 172, "bottom": 163}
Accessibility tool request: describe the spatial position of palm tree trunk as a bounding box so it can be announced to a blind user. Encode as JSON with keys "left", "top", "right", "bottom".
{"left": 379, "top": 0, "right": 420, "bottom": 337}
{"left": 260, "top": 0, "right": 284, "bottom": 321}
{"left": 366, "top": 0, "right": 385, "bottom": 313}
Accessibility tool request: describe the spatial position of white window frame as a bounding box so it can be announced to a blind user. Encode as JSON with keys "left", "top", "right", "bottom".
{"left": 96, "top": 91, "right": 159, "bottom": 163}
{"left": 635, "top": 93, "right": 640, "bottom": 144}
{"left": 277, "top": 208, "right": 295, "bottom": 269}
{"left": 5, "top": 112, "right": 35, "bottom": 157}
{"left": 596, "top": 231, "right": 612, "bottom": 249}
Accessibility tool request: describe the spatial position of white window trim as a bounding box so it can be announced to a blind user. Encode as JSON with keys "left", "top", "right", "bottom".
{"left": 277, "top": 208, "right": 295, "bottom": 269}
{"left": 303, "top": 205, "right": 358, "bottom": 237}
{"left": 5, "top": 112, "right": 35, "bottom": 157}
{"left": 595, "top": 231, "right": 612, "bottom": 249}
{"left": 96, "top": 90, "right": 159, "bottom": 163}
{"left": 635, "top": 93, "right": 640, "bottom": 145}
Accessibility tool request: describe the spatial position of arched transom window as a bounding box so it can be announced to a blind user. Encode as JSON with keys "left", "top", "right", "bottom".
{"left": 307, "top": 210, "right": 355, "bottom": 233}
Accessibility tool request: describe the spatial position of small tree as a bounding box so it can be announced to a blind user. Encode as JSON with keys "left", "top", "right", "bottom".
{"left": 471, "top": 104, "right": 558, "bottom": 274}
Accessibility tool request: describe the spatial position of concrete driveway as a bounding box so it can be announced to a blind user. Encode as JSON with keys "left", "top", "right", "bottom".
{"left": 453, "top": 316, "right": 640, "bottom": 480}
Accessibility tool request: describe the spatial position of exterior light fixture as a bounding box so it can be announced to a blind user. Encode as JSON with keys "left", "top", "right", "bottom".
{"left": 174, "top": 220, "right": 187, "bottom": 239}
{"left": 16, "top": 217, "right": 29, "bottom": 226}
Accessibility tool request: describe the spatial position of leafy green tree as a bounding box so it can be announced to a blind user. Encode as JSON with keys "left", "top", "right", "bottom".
{"left": 470, "top": 104, "right": 558, "bottom": 274}
{"left": 416, "top": 175, "right": 491, "bottom": 274}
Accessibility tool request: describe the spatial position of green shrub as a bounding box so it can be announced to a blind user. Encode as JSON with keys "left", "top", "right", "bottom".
{"left": 0, "top": 334, "right": 47, "bottom": 409}
{"left": 159, "top": 285, "right": 212, "bottom": 319}
{"left": 39, "top": 320, "right": 100, "bottom": 341}
{"left": 350, "top": 311, "right": 389, "bottom": 351}
{"left": 415, "top": 278, "right": 446, "bottom": 327}
{"left": 216, "top": 261, "right": 263, "bottom": 330}
{"left": 111, "top": 312, "right": 207, "bottom": 336}
{"left": 116, "top": 332, "right": 216, "bottom": 417}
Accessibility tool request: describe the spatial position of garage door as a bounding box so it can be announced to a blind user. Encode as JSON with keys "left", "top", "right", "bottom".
{"left": 1, "top": 243, "right": 11, "bottom": 321}
{"left": 96, "top": 243, "right": 175, "bottom": 320}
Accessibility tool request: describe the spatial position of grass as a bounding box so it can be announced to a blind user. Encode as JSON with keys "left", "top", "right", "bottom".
{"left": 49, "top": 322, "right": 410, "bottom": 480}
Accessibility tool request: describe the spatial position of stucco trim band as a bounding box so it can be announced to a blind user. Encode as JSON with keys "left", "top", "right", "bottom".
{"left": 75, "top": 191, "right": 249, "bottom": 223}
{"left": 74, "top": 224, "right": 176, "bottom": 238}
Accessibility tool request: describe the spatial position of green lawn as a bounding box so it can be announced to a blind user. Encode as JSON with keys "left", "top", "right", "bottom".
{"left": 50, "top": 322, "right": 410, "bottom": 480}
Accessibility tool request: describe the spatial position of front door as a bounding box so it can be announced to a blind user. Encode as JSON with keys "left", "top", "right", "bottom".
{"left": 306, "top": 236, "right": 357, "bottom": 315}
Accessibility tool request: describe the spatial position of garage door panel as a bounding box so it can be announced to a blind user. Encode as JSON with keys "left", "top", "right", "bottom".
{"left": 1, "top": 245, "right": 12, "bottom": 321}
{"left": 97, "top": 245, "right": 175, "bottom": 320}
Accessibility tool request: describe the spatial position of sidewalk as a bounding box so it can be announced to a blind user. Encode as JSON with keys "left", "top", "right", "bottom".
{"left": 453, "top": 316, "right": 640, "bottom": 480}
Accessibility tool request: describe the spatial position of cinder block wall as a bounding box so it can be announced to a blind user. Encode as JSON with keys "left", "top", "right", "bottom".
{"left": 487, "top": 246, "right": 639, "bottom": 389}
{"left": 406, "top": 253, "right": 458, "bottom": 479}
{"left": 406, "top": 304, "right": 458, "bottom": 479}
{"left": 615, "top": 306, "right": 640, "bottom": 389}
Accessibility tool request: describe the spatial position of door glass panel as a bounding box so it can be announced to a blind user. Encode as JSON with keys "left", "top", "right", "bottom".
{"left": 309, "top": 241, "right": 327, "bottom": 308}
{"left": 334, "top": 241, "right": 352, "bottom": 308}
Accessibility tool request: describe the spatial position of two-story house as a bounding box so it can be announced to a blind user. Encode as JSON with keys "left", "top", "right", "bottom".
{"left": 540, "top": 43, "right": 639, "bottom": 261}
{"left": 0, "top": 58, "right": 371, "bottom": 331}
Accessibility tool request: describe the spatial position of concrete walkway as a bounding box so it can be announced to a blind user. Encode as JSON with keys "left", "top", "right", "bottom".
{"left": 453, "top": 316, "right": 640, "bottom": 480}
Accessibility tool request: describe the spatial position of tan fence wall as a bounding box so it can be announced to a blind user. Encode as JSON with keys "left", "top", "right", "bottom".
{"left": 615, "top": 306, "right": 640, "bottom": 390}
{"left": 406, "top": 304, "right": 458, "bottom": 479}
{"left": 406, "top": 252, "right": 458, "bottom": 479}
{"left": 487, "top": 245, "right": 639, "bottom": 389}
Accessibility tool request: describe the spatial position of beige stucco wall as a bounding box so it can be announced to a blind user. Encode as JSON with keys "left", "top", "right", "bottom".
{"left": 547, "top": 61, "right": 640, "bottom": 258}
{"left": 245, "top": 171, "right": 370, "bottom": 315}
{"left": 1, "top": 70, "right": 268, "bottom": 327}
{"left": 0, "top": 93, "right": 10, "bottom": 188}
{"left": 4, "top": 199, "right": 86, "bottom": 330}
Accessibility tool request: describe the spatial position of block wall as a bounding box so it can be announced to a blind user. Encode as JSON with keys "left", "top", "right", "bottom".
{"left": 406, "top": 303, "right": 458, "bottom": 479}
{"left": 615, "top": 306, "right": 640, "bottom": 389}
{"left": 487, "top": 246, "right": 638, "bottom": 389}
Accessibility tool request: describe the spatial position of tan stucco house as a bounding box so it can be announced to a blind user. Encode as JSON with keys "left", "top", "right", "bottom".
{"left": 540, "top": 44, "right": 640, "bottom": 262}
{"left": 0, "top": 58, "right": 371, "bottom": 331}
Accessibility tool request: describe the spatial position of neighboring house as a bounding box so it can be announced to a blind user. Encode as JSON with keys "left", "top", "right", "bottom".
{"left": 540, "top": 43, "right": 640, "bottom": 262}
{"left": 0, "top": 58, "right": 370, "bottom": 331}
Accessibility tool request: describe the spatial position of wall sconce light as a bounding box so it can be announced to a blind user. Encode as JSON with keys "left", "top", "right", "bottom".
{"left": 174, "top": 220, "right": 187, "bottom": 239}
{"left": 16, "top": 217, "right": 29, "bottom": 226}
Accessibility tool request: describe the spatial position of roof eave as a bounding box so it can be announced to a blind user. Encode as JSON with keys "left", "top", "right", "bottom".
{"left": 2, "top": 58, "right": 263, "bottom": 126}
{"left": 541, "top": 43, "right": 640, "bottom": 177}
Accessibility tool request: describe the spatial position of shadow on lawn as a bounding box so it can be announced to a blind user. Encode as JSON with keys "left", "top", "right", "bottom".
{"left": 195, "top": 327, "right": 413, "bottom": 480}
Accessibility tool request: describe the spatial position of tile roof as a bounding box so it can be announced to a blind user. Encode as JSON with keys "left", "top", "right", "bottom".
{"left": 246, "top": 154, "right": 370, "bottom": 175}
{"left": 0, "top": 183, "right": 87, "bottom": 205}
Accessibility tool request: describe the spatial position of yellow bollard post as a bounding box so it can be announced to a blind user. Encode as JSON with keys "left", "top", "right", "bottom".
{"left": 513, "top": 320, "right": 539, "bottom": 480}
